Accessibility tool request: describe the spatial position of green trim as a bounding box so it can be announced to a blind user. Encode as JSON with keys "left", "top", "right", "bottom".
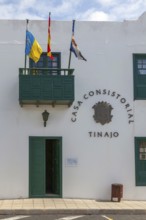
{"left": 29, "top": 52, "right": 61, "bottom": 70}
{"left": 133, "top": 54, "right": 136, "bottom": 100}
{"left": 135, "top": 137, "right": 139, "bottom": 186}
{"left": 133, "top": 54, "right": 146, "bottom": 100}
{"left": 29, "top": 136, "right": 62, "bottom": 198}
{"left": 135, "top": 137, "right": 146, "bottom": 186}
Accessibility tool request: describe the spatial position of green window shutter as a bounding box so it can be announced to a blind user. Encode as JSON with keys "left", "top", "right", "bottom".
{"left": 29, "top": 137, "right": 45, "bottom": 197}
{"left": 135, "top": 137, "right": 146, "bottom": 186}
{"left": 133, "top": 54, "right": 146, "bottom": 100}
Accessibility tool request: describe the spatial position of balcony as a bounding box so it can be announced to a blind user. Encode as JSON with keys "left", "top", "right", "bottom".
{"left": 19, "top": 68, "right": 74, "bottom": 107}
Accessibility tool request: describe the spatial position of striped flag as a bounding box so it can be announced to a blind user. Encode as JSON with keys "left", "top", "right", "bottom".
{"left": 47, "top": 13, "right": 54, "bottom": 60}
{"left": 70, "top": 20, "right": 87, "bottom": 61}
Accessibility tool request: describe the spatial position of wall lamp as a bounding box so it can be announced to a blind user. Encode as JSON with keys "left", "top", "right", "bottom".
{"left": 42, "top": 110, "right": 49, "bottom": 127}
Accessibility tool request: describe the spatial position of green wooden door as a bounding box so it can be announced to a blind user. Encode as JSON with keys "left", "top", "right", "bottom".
{"left": 29, "top": 137, "right": 45, "bottom": 197}
{"left": 135, "top": 137, "right": 146, "bottom": 186}
{"left": 29, "top": 137, "right": 62, "bottom": 198}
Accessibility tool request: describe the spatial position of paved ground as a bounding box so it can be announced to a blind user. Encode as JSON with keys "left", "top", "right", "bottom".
{"left": 0, "top": 199, "right": 146, "bottom": 215}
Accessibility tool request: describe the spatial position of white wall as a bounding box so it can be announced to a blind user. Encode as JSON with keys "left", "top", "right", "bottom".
{"left": 0, "top": 13, "right": 146, "bottom": 199}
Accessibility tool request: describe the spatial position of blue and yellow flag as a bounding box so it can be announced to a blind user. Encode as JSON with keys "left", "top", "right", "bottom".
{"left": 25, "top": 30, "right": 42, "bottom": 63}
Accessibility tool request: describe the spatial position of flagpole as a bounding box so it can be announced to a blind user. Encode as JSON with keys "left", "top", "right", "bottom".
{"left": 24, "top": 19, "right": 29, "bottom": 73}
{"left": 68, "top": 49, "right": 72, "bottom": 69}
{"left": 47, "top": 12, "right": 54, "bottom": 60}
{"left": 68, "top": 20, "right": 75, "bottom": 69}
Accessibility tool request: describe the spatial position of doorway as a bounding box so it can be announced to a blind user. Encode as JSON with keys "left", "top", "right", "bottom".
{"left": 29, "top": 137, "right": 62, "bottom": 198}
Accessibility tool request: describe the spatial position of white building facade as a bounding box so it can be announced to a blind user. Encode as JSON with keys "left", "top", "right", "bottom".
{"left": 0, "top": 13, "right": 146, "bottom": 200}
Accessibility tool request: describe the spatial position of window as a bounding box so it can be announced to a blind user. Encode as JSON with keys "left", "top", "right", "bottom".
{"left": 135, "top": 137, "right": 146, "bottom": 186}
{"left": 29, "top": 52, "right": 61, "bottom": 75}
{"left": 133, "top": 54, "right": 146, "bottom": 99}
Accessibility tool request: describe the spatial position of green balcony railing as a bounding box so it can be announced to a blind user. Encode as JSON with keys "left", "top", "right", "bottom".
{"left": 19, "top": 68, "right": 75, "bottom": 107}
{"left": 19, "top": 68, "right": 74, "bottom": 76}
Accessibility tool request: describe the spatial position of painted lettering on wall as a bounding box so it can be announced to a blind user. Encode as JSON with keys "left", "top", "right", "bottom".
{"left": 89, "top": 131, "right": 119, "bottom": 138}
{"left": 71, "top": 89, "right": 134, "bottom": 124}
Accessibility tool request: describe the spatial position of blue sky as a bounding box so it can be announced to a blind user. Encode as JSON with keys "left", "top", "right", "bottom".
{"left": 0, "top": 0, "right": 146, "bottom": 21}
